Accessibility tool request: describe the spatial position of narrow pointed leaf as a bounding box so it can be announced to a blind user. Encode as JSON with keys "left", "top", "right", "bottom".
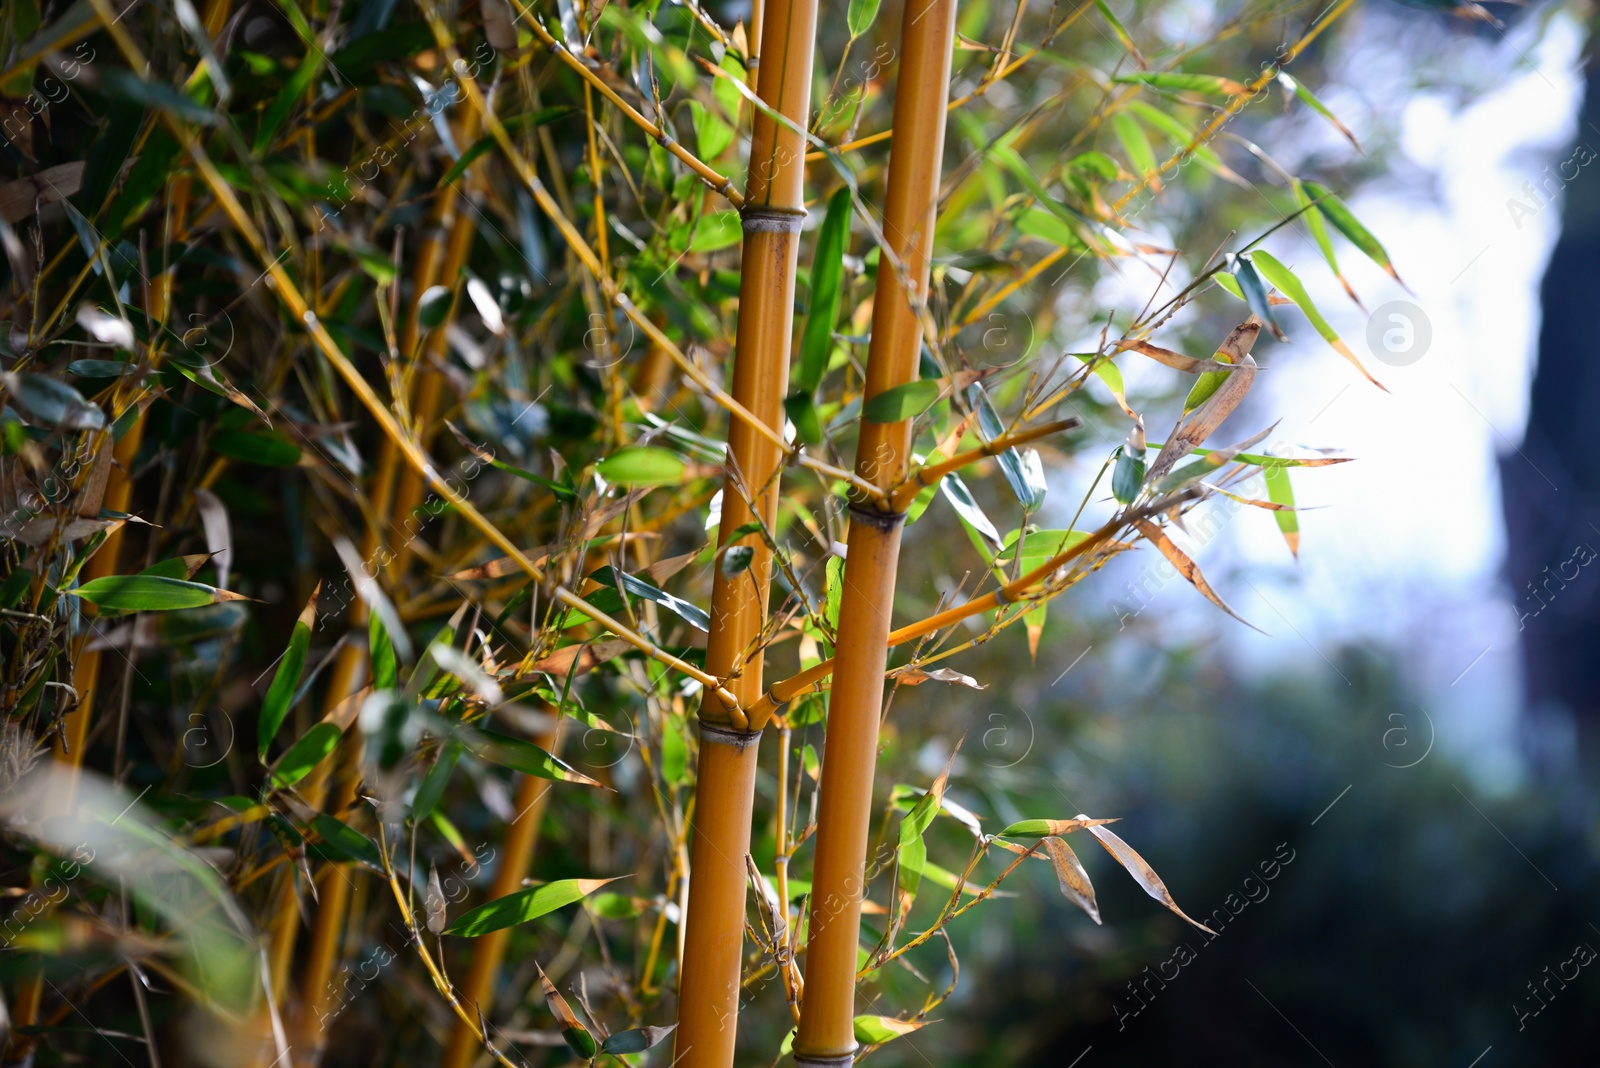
{"left": 995, "top": 817, "right": 1118, "bottom": 837}
{"left": 258, "top": 589, "right": 318, "bottom": 757}
{"left": 536, "top": 963, "right": 599, "bottom": 1058}
{"left": 447, "top": 878, "right": 623, "bottom": 935}
{"left": 1133, "top": 519, "right": 1260, "bottom": 631}
{"left": 1044, "top": 837, "right": 1102, "bottom": 924}
{"left": 1277, "top": 72, "right": 1359, "bottom": 150}
{"left": 968, "top": 384, "right": 1047, "bottom": 509}
{"left": 797, "top": 189, "right": 852, "bottom": 396}
{"left": 1113, "top": 111, "right": 1159, "bottom": 186}
{"left": 270, "top": 722, "right": 343, "bottom": 789}
{"left": 1084, "top": 819, "right": 1214, "bottom": 933}
{"left": 938, "top": 473, "right": 1002, "bottom": 547}
{"left": 601, "top": 1024, "right": 677, "bottom": 1055}
{"left": 308, "top": 813, "right": 385, "bottom": 870}
{"left": 1263, "top": 464, "right": 1300, "bottom": 558}
{"left": 1250, "top": 250, "right": 1385, "bottom": 390}
{"left": 597, "top": 446, "right": 689, "bottom": 486}
{"left": 864, "top": 379, "right": 942, "bottom": 424}
{"left": 854, "top": 1015, "right": 926, "bottom": 1045}
{"left": 71, "top": 575, "right": 249, "bottom": 612}
{"left": 1183, "top": 318, "right": 1260, "bottom": 414}
{"left": 470, "top": 729, "right": 602, "bottom": 786}
{"left": 846, "top": 0, "right": 881, "bottom": 37}
{"left": 1301, "top": 181, "right": 1405, "bottom": 286}
{"left": 1232, "top": 255, "right": 1283, "bottom": 340}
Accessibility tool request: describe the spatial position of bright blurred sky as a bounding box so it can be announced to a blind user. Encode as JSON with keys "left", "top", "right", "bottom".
{"left": 1042, "top": 3, "right": 1585, "bottom": 789}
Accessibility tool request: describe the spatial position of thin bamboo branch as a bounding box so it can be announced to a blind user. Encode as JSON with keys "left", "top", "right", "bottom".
{"left": 501, "top": 0, "right": 744, "bottom": 207}
{"left": 439, "top": 744, "right": 560, "bottom": 1068}
{"left": 890, "top": 416, "right": 1080, "bottom": 509}
{"left": 748, "top": 489, "right": 1202, "bottom": 727}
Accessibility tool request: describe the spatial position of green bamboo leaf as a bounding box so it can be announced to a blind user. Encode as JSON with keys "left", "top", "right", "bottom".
{"left": 445, "top": 877, "right": 622, "bottom": 936}
{"left": 854, "top": 1015, "right": 926, "bottom": 1045}
{"left": 825, "top": 555, "right": 845, "bottom": 633}
{"left": 992, "top": 146, "right": 1099, "bottom": 248}
{"left": 1290, "top": 178, "right": 1358, "bottom": 304}
{"left": 253, "top": 50, "right": 326, "bottom": 153}
{"left": 1277, "top": 72, "right": 1359, "bottom": 150}
{"left": 537, "top": 963, "right": 599, "bottom": 1058}
{"left": 308, "top": 813, "right": 385, "bottom": 870}
{"left": 938, "top": 473, "right": 1002, "bottom": 548}
{"left": 597, "top": 446, "right": 688, "bottom": 486}
{"left": 1301, "top": 181, "right": 1405, "bottom": 286}
{"left": 1263, "top": 463, "right": 1300, "bottom": 558}
{"left": 67, "top": 359, "right": 134, "bottom": 378}
{"left": 1214, "top": 271, "right": 1244, "bottom": 302}
{"left": 1111, "top": 445, "right": 1146, "bottom": 504}
{"left": 1113, "top": 71, "right": 1247, "bottom": 95}
{"left": 1072, "top": 353, "right": 1133, "bottom": 417}
{"left": 470, "top": 728, "right": 602, "bottom": 786}
{"left": 270, "top": 722, "right": 342, "bottom": 789}
{"left": 968, "top": 384, "right": 1046, "bottom": 510}
{"left": 105, "top": 126, "right": 184, "bottom": 240}
{"left": 369, "top": 611, "right": 398, "bottom": 691}
{"left": 601, "top": 1024, "right": 677, "bottom": 1055}
{"left": 1113, "top": 111, "right": 1158, "bottom": 181}
{"left": 258, "top": 591, "right": 318, "bottom": 757}
{"left": 1094, "top": 0, "right": 1144, "bottom": 64}
{"left": 691, "top": 99, "right": 735, "bottom": 160}
{"left": 1231, "top": 255, "right": 1283, "bottom": 340}
{"left": 79, "top": 97, "right": 145, "bottom": 216}
{"left": 1127, "top": 101, "right": 1236, "bottom": 180}
{"left": 411, "top": 740, "right": 461, "bottom": 821}
{"left": 590, "top": 566, "right": 711, "bottom": 632}
{"left": 689, "top": 209, "right": 742, "bottom": 252}
{"left": 437, "top": 107, "right": 574, "bottom": 188}
{"left": 70, "top": 575, "right": 244, "bottom": 612}
{"left": 1250, "top": 251, "right": 1384, "bottom": 389}
{"left": 9, "top": 374, "right": 104, "bottom": 429}
{"left": 797, "top": 187, "right": 852, "bottom": 397}
{"left": 100, "top": 69, "right": 216, "bottom": 125}
{"left": 863, "top": 379, "right": 941, "bottom": 423}
{"left": 847, "top": 0, "right": 881, "bottom": 37}
{"left": 211, "top": 428, "right": 302, "bottom": 467}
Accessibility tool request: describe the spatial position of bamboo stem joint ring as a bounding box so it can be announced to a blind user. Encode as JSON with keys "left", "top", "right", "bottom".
{"left": 740, "top": 205, "right": 807, "bottom": 233}
{"left": 699, "top": 721, "right": 763, "bottom": 750}
{"left": 846, "top": 502, "right": 907, "bottom": 532}
{"left": 793, "top": 1051, "right": 857, "bottom": 1068}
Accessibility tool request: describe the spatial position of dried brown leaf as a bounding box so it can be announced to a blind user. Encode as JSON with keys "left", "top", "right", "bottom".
{"left": 1133, "top": 519, "right": 1260, "bottom": 631}
{"left": 1082, "top": 818, "right": 1215, "bottom": 934}
{"left": 1044, "top": 837, "right": 1101, "bottom": 924}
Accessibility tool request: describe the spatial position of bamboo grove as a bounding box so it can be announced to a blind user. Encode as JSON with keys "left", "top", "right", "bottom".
{"left": 0, "top": 0, "right": 1401, "bottom": 1062}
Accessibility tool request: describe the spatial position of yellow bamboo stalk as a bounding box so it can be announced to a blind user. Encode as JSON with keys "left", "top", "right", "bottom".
{"left": 53, "top": 421, "right": 144, "bottom": 788}
{"left": 672, "top": 0, "right": 818, "bottom": 1061}
{"left": 791, "top": 0, "right": 957, "bottom": 1060}
{"left": 385, "top": 105, "right": 481, "bottom": 584}
{"left": 287, "top": 113, "right": 484, "bottom": 1052}
{"left": 438, "top": 750, "right": 559, "bottom": 1068}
